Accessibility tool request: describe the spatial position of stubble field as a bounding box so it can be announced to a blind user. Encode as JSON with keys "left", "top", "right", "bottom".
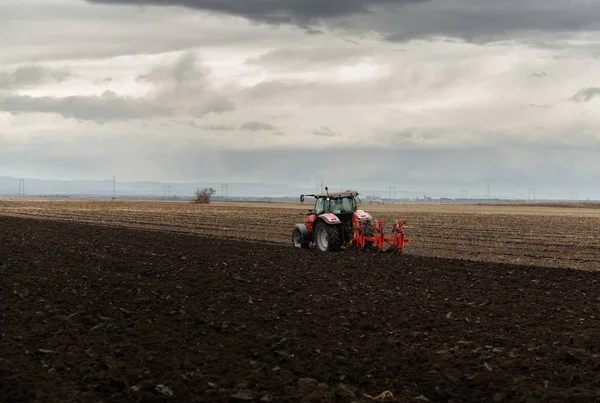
{"left": 3, "top": 199, "right": 600, "bottom": 270}
{"left": 1, "top": 199, "right": 600, "bottom": 402}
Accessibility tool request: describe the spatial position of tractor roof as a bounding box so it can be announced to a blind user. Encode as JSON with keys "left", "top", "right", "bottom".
{"left": 303, "top": 191, "right": 359, "bottom": 199}
{"left": 321, "top": 191, "right": 359, "bottom": 198}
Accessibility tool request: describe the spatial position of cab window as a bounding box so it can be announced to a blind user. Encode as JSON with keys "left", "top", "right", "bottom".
{"left": 331, "top": 198, "right": 344, "bottom": 213}
{"left": 342, "top": 197, "right": 353, "bottom": 211}
{"left": 315, "top": 198, "right": 326, "bottom": 214}
{"left": 330, "top": 197, "right": 356, "bottom": 213}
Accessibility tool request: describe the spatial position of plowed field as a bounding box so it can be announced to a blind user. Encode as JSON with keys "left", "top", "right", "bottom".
{"left": 1, "top": 200, "right": 600, "bottom": 402}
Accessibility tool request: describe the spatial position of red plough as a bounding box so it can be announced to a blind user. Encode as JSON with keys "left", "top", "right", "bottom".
{"left": 352, "top": 219, "right": 412, "bottom": 253}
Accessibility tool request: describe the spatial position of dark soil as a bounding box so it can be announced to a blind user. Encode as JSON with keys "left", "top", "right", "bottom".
{"left": 1, "top": 216, "right": 600, "bottom": 403}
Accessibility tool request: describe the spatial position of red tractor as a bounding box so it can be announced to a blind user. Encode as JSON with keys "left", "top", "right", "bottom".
{"left": 292, "top": 187, "right": 411, "bottom": 253}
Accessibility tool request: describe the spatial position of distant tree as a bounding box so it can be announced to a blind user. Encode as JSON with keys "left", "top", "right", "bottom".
{"left": 193, "top": 187, "right": 216, "bottom": 204}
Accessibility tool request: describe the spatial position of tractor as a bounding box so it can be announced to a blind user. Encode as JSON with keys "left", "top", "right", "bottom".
{"left": 292, "top": 187, "right": 411, "bottom": 253}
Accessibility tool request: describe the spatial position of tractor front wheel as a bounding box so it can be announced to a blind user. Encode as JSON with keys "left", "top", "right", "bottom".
{"left": 314, "top": 222, "right": 342, "bottom": 252}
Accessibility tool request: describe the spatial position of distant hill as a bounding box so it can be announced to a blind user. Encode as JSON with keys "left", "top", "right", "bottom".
{"left": 0, "top": 177, "right": 314, "bottom": 199}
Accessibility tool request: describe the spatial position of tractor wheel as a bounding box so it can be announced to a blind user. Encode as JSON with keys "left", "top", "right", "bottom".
{"left": 314, "top": 222, "right": 342, "bottom": 252}
{"left": 292, "top": 227, "right": 309, "bottom": 248}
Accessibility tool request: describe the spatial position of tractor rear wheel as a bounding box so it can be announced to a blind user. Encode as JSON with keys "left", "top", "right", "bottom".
{"left": 314, "top": 222, "right": 342, "bottom": 252}
{"left": 292, "top": 227, "right": 309, "bottom": 248}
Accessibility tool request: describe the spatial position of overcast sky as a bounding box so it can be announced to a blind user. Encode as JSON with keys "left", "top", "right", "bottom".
{"left": 2, "top": 0, "right": 600, "bottom": 199}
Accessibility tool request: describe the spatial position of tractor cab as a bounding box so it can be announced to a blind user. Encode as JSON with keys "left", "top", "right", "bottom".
{"left": 301, "top": 188, "right": 360, "bottom": 225}
{"left": 314, "top": 194, "right": 357, "bottom": 215}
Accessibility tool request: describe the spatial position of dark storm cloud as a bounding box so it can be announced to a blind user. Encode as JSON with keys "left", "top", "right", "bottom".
{"left": 85, "top": 0, "right": 600, "bottom": 43}
{"left": 0, "top": 65, "right": 71, "bottom": 89}
{"left": 571, "top": 87, "right": 600, "bottom": 103}
{"left": 240, "top": 121, "right": 277, "bottom": 131}
{"left": 379, "top": 2, "right": 600, "bottom": 44}
{"left": 85, "top": 0, "right": 426, "bottom": 26}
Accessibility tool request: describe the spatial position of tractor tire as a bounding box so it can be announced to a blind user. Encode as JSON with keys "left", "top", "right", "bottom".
{"left": 292, "top": 227, "right": 309, "bottom": 249}
{"left": 314, "top": 222, "right": 343, "bottom": 252}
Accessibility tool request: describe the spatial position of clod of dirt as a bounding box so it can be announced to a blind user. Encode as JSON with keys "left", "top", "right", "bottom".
{"left": 297, "top": 378, "right": 319, "bottom": 394}
{"left": 335, "top": 384, "right": 357, "bottom": 401}
{"left": 231, "top": 389, "right": 254, "bottom": 401}
{"left": 155, "top": 384, "right": 173, "bottom": 396}
{"left": 260, "top": 393, "right": 273, "bottom": 402}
